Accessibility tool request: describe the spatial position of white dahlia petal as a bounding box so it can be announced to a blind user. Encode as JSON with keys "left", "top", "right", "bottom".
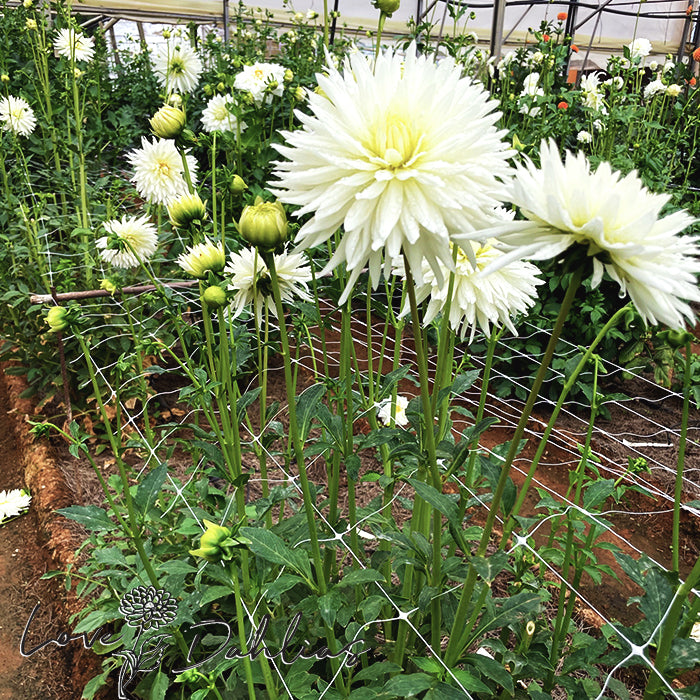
{"left": 271, "top": 43, "right": 514, "bottom": 302}
{"left": 201, "top": 94, "right": 247, "bottom": 134}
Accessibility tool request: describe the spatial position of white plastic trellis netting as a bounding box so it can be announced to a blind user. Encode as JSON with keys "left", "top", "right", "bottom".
{"left": 32, "top": 197, "right": 700, "bottom": 696}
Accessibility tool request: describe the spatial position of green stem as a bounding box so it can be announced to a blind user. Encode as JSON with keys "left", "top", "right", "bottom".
{"left": 502, "top": 302, "right": 631, "bottom": 541}
{"left": 643, "top": 554, "right": 700, "bottom": 699}
{"left": 444, "top": 268, "right": 582, "bottom": 668}
{"left": 404, "top": 259, "right": 442, "bottom": 654}
{"left": 673, "top": 340, "right": 692, "bottom": 573}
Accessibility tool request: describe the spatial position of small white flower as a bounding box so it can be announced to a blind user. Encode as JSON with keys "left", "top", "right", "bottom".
{"left": 519, "top": 103, "right": 541, "bottom": 117}
{"left": 482, "top": 139, "right": 700, "bottom": 328}
{"left": 628, "top": 38, "right": 652, "bottom": 61}
{"left": 0, "top": 489, "right": 31, "bottom": 524}
{"left": 152, "top": 39, "right": 203, "bottom": 94}
{"left": 97, "top": 214, "right": 158, "bottom": 268}
{"left": 644, "top": 79, "right": 666, "bottom": 99}
{"left": 577, "top": 130, "right": 593, "bottom": 143}
{"left": 666, "top": 83, "right": 682, "bottom": 97}
{"left": 582, "top": 90, "right": 605, "bottom": 111}
{"left": 530, "top": 50, "right": 544, "bottom": 65}
{"left": 592, "top": 119, "right": 605, "bottom": 132}
{"left": 522, "top": 72, "right": 542, "bottom": 96}
{"left": 127, "top": 137, "right": 197, "bottom": 206}
{"left": 0, "top": 95, "right": 36, "bottom": 136}
{"left": 690, "top": 621, "right": 700, "bottom": 643}
{"left": 662, "top": 60, "right": 675, "bottom": 74}
{"left": 201, "top": 94, "right": 247, "bottom": 134}
{"left": 649, "top": 60, "right": 658, "bottom": 71}
{"left": 225, "top": 247, "right": 312, "bottom": 323}
{"left": 233, "top": 62, "right": 286, "bottom": 106}
{"left": 54, "top": 27, "right": 95, "bottom": 62}
{"left": 377, "top": 395, "right": 409, "bottom": 427}
{"left": 580, "top": 72, "right": 601, "bottom": 93}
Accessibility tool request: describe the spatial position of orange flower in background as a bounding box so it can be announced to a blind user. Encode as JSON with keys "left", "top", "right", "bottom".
{"left": 570, "top": 44, "right": 579, "bottom": 52}
{"left": 543, "top": 33, "right": 550, "bottom": 42}
{"left": 557, "top": 11, "right": 568, "bottom": 20}
{"left": 687, "top": 4, "right": 693, "bottom": 15}
{"left": 691, "top": 77, "right": 697, "bottom": 86}
{"left": 557, "top": 101, "right": 568, "bottom": 109}
{"left": 693, "top": 47, "right": 700, "bottom": 61}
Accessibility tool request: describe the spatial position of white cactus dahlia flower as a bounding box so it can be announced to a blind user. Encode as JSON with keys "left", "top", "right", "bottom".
{"left": 97, "top": 214, "right": 158, "bottom": 268}
{"left": 271, "top": 44, "right": 514, "bottom": 302}
{"left": 477, "top": 140, "right": 700, "bottom": 328}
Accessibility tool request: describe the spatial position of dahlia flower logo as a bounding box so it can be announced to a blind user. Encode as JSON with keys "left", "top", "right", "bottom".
{"left": 114, "top": 586, "right": 178, "bottom": 698}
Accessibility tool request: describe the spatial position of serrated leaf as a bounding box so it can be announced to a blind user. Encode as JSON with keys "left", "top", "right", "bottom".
{"left": 240, "top": 527, "right": 312, "bottom": 582}
{"left": 57, "top": 505, "right": 113, "bottom": 530}
{"left": 134, "top": 463, "right": 167, "bottom": 513}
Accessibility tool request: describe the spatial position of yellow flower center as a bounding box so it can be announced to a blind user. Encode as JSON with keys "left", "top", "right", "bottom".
{"left": 169, "top": 56, "right": 185, "bottom": 75}
{"left": 155, "top": 159, "right": 172, "bottom": 178}
{"left": 254, "top": 68, "right": 265, "bottom": 80}
{"left": 371, "top": 114, "right": 421, "bottom": 170}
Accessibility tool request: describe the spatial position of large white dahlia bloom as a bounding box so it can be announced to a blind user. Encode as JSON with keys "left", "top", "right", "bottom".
{"left": 477, "top": 140, "right": 700, "bottom": 328}
{"left": 271, "top": 44, "right": 514, "bottom": 302}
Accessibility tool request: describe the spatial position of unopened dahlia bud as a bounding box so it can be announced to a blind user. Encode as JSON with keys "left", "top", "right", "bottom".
{"left": 176, "top": 238, "right": 225, "bottom": 278}
{"left": 283, "top": 69, "right": 294, "bottom": 83}
{"left": 46, "top": 306, "right": 69, "bottom": 332}
{"left": 1, "top": 74, "right": 9, "bottom": 84}
{"left": 149, "top": 104, "right": 186, "bottom": 139}
{"left": 189, "top": 519, "right": 236, "bottom": 562}
{"left": 229, "top": 174, "right": 248, "bottom": 194}
{"left": 167, "top": 192, "right": 206, "bottom": 228}
{"left": 239, "top": 197, "right": 288, "bottom": 250}
{"left": 202, "top": 285, "right": 227, "bottom": 308}
{"left": 373, "top": 0, "right": 400, "bottom": 15}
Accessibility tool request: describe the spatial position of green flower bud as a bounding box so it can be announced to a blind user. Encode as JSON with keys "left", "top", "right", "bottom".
{"left": 203, "top": 84, "right": 214, "bottom": 97}
{"left": 149, "top": 104, "right": 187, "bottom": 139}
{"left": 216, "top": 81, "right": 225, "bottom": 92}
{"left": 46, "top": 306, "right": 69, "bottom": 333}
{"left": 373, "top": 0, "right": 400, "bottom": 15}
{"left": 176, "top": 238, "right": 225, "bottom": 278}
{"left": 283, "top": 69, "right": 294, "bottom": 83}
{"left": 202, "top": 285, "right": 227, "bottom": 308}
{"left": 1, "top": 74, "right": 9, "bottom": 84}
{"left": 167, "top": 192, "right": 207, "bottom": 229}
{"left": 293, "top": 86, "right": 306, "bottom": 102}
{"left": 100, "top": 278, "right": 118, "bottom": 295}
{"left": 190, "top": 519, "right": 235, "bottom": 562}
{"left": 239, "top": 197, "right": 288, "bottom": 250}
{"left": 229, "top": 174, "right": 248, "bottom": 194}
{"left": 659, "top": 329, "right": 694, "bottom": 349}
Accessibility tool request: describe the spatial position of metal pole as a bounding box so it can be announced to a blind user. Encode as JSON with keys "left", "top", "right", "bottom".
{"left": 223, "top": 0, "right": 229, "bottom": 42}
{"left": 489, "top": 0, "right": 506, "bottom": 59}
